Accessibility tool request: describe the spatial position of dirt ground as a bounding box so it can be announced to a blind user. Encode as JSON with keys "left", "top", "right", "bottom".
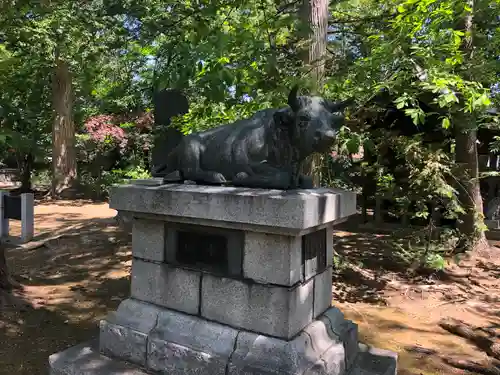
{"left": 0, "top": 200, "right": 499, "bottom": 375}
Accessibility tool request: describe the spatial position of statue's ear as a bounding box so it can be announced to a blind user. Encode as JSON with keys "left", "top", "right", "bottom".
{"left": 273, "top": 109, "right": 294, "bottom": 128}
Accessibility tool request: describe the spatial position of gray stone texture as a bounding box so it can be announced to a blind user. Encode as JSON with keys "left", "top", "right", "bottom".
{"left": 49, "top": 306, "right": 397, "bottom": 375}
{"left": 132, "top": 218, "right": 165, "bottom": 262}
{"left": 49, "top": 340, "right": 149, "bottom": 375}
{"left": 320, "top": 307, "right": 360, "bottom": 372}
{"left": 313, "top": 266, "right": 333, "bottom": 317}
{"left": 147, "top": 309, "right": 238, "bottom": 375}
{"left": 228, "top": 319, "right": 345, "bottom": 375}
{"left": 130, "top": 259, "right": 200, "bottom": 314}
{"left": 201, "top": 274, "right": 314, "bottom": 339}
{"left": 99, "top": 299, "right": 160, "bottom": 366}
{"left": 243, "top": 232, "right": 302, "bottom": 286}
{"left": 326, "top": 224, "right": 334, "bottom": 267}
{"left": 350, "top": 344, "right": 398, "bottom": 375}
{"left": 109, "top": 183, "right": 357, "bottom": 233}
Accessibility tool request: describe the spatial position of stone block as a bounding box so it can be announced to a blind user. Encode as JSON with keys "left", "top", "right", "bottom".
{"left": 132, "top": 218, "right": 165, "bottom": 262}
{"left": 49, "top": 340, "right": 149, "bottom": 375}
{"left": 350, "top": 345, "right": 398, "bottom": 375}
{"left": 228, "top": 319, "right": 345, "bottom": 375}
{"left": 243, "top": 232, "right": 302, "bottom": 286}
{"left": 344, "top": 321, "right": 360, "bottom": 371}
{"left": 131, "top": 259, "right": 200, "bottom": 314}
{"left": 201, "top": 274, "right": 313, "bottom": 339}
{"left": 147, "top": 309, "right": 238, "bottom": 375}
{"left": 320, "top": 307, "right": 359, "bottom": 371}
{"left": 99, "top": 299, "right": 160, "bottom": 366}
{"left": 109, "top": 184, "right": 357, "bottom": 233}
{"left": 313, "top": 267, "right": 333, "bottom": 317}
{"left": 305, "top": 344, "right": 346, "bottom": 375}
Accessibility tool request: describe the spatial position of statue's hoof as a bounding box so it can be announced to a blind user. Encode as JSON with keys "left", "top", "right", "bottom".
{"left": 212, "top": 173, "right": 227, "bottom": 184}
{"left": 162, "top": 170, "right": 182, "bottom": 182}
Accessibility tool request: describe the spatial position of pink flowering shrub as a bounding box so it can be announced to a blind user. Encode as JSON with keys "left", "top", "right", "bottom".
{"left": 78, "top": 112, "right": 153, "bottom": 173}
{"left": 84, "top": 114, "right": 128, "bottom": 151}
{"left": 133, "top": 111, "right": 154, "bottom": 130}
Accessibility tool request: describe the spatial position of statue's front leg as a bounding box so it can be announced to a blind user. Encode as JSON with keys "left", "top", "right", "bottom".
{"left": 178, "top": 139, "right": 228, "bottom": 185}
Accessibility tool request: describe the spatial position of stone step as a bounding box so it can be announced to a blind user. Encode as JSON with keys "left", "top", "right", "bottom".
{"left": 49, "top": 340, "right": 397, "bottom": 375}
{"left": 348, "top": 344, "right": 398, "bottom": 375}
{"left": 49, "top": 340, "right": 151, "bottom": 375}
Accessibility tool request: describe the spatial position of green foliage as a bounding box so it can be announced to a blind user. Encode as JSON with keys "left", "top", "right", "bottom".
{"left": 0, "top": 0, "right": 498, "bottom": 258}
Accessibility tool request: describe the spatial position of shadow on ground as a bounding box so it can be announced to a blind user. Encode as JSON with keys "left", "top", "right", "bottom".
{"left": 333, "top": 230, "right": 500, "bottom": 375}
{"left": 1, "top": 201, "right": 498, "bottom": 375}
{"left": 331, "top": 232, "right": 406, "bottom": 305}
{"left": 0, "top": 217, "right": 131, "bottom": 375}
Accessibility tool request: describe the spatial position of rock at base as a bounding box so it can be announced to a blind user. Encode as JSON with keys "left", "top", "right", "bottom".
{"left": 49, "top": 340, "right": 149, "bottom": 375}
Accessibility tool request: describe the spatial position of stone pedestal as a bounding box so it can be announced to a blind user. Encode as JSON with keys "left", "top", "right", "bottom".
{"left": 49, "top": 181, "right": 397, "bottom": 375}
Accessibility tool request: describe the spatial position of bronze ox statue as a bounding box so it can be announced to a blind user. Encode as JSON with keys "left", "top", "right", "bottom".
{"left": 152, "top": 86, "right": 353, "bottom": 189}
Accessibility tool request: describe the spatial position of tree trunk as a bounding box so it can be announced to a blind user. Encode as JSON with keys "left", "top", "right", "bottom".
{"left": 51, "top": 53, "right": 77, "bottom": 197}
{"left": 455, "top": 127, "right": 488, "bottom": 252}
{"left": 19, "top": 153, "right": 33, "bottom": 193}
{"left": 454, "top": 0, "right": 488, "bottom": 253}
{"left": 299, "top": 0, "right": 329, "bottom": 187}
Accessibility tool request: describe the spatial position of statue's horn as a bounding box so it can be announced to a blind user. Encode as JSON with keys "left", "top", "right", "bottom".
{"left": 287, "top": 85, "right": 300, "bottom": 112}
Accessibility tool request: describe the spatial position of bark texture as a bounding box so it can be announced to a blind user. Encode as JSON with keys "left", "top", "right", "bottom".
{"left": 454, "top": 0, "right": 488, "bottom": 252}
{"left": 455, "top": 127, "right": 488, "bottom": 251}
{"left": 51, "top": 54, "right": 77, "bottom": 197}
{"left": 299, "top": 0, "right": 329, "bottom": 187}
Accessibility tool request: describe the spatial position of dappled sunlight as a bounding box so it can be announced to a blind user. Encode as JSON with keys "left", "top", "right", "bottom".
{"left": 339, "top": 304, "right": 495, "bottom": 375}
{"left": 0, "top": 200, "right": 130, "bottom": 375}
{"left": 5, "top": 200, "right": 116, "bottom": 240}
{"left": 1, "top": 201, "right": 498, "bottom": 375}
{"left": 332, "top": 229, "right": 500, "bottom": 375}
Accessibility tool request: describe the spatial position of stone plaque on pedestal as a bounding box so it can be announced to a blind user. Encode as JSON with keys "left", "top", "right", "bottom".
{"left": 49, "top": 181, "right": 397, "bottom": 375}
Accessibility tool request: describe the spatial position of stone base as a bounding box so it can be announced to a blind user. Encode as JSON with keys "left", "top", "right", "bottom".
{"left": 49, "top": 299, "right": 398, "bottom": 375}
{"left": 49, "top": 341, "right": 396, "bottom": 375}
{"left": 49, "top": 340, "right": 149, "bottom": 375}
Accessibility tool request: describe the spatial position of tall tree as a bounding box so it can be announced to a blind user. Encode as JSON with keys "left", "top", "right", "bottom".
{"left": 454, "top": 0, "right": 488, "bottom": 252}
{"left": 0, "top": 1, "right": 128, "bottom": 197}
{"left": 299, "top": 0, "right": 329, "bottom": 186}
{"left": 52, "top": 51, "right": 77, "bottom": 195}
{"left": 331, "top": 0, "right": 499, "bottom": 252}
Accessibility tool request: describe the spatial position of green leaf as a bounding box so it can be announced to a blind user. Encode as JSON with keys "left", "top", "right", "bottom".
{"left": 442, "top": 117, "right": 451, "bottom": 129}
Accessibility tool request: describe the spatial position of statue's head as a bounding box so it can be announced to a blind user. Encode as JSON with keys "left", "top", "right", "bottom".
{"left": 273, "top": 85, "right": 353, "bottom": 157}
